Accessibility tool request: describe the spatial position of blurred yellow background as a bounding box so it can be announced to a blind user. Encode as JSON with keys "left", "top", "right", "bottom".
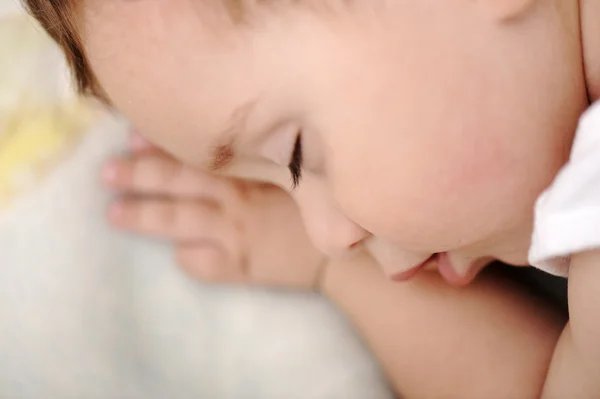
{"left": 0, "top": 11, "right": 97, "bottom": 206}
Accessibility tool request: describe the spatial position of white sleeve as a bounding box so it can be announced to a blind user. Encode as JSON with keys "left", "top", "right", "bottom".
{"left": 529, "top": 102, "right": 600, "bottom": 277}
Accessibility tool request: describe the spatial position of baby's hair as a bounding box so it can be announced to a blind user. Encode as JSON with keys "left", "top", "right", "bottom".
{"left": 23, "top": 0, "right": 105, "bottom": 100}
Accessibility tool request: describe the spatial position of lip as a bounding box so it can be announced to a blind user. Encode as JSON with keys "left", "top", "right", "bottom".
{"left": 391, "top": 252, "right": 478, "bottom": 286}
{"left": 436, "top": 252, "right": 471, "bottom": 286}
{"left": 391, "top": 254, "right": 437, "bottom": 282}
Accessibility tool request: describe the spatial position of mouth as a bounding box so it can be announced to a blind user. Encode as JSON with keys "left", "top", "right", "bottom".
{"left": 391, "top": 252, "right": 478, "bottom": 286}
{"left": 391, "top": 254, "right": 438, "bottom": 282}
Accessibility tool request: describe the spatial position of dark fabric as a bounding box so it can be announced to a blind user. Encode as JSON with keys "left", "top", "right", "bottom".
{"left": 495, "top": 263, "right": 569, "bottom": 314}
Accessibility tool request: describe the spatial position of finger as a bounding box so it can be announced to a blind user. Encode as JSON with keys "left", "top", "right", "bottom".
{"left": 108, "top": 197, "right": 225, "bottom": 242}
{"left": 101, "top": 154, "right": 226, "bottom": 198}
{"left": 175, "top": 244, "right": 245, "bottom": 284}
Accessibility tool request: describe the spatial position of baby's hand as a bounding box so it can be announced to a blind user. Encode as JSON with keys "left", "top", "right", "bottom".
{"left": 101, "top": 133, "right": 326, "bottom": 290}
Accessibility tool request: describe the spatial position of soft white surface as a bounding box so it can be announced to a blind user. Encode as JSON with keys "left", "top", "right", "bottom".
{"left": 0, "top": 117, "right": 392, "bottom": 398}
{"left": 529, "top": 101, "right": 600, "bottom": 276}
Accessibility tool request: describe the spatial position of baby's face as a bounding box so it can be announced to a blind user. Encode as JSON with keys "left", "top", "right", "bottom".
{"left": 84, "top": 0, "right": 588, "bottom": 283}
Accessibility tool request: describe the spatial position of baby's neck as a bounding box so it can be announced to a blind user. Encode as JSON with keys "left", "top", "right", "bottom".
{"left": 581, "top": 0, "right": 600, "bottom": 101}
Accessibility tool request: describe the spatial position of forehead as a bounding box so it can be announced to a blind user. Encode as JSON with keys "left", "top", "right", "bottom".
{"left": 84, "top": 0, "right": 229, "bottom": 22}
{"left": 81, "top": 0, "right": 358, "bottom": 169}
{"left": 82, "top": 0, "right": 265, "bottom": 165}
{"left": 83, "top": 0, "right": 231, "bottom": 48}
{"left": 82, "top": 0, "right": 310, "bottom": 35}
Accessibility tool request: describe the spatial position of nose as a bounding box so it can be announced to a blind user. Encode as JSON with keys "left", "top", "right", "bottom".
{"left": 293, "top": 182, "right": 369, "bottom": 256}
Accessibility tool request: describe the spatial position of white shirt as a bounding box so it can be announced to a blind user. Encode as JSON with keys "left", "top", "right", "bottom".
{"left": 529, "top": 101, "right": 600, "bottom": 276}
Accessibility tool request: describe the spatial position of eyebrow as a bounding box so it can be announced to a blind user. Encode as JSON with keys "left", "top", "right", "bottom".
{"left": 208, "top": 100, "right": 257, "bottom": 171}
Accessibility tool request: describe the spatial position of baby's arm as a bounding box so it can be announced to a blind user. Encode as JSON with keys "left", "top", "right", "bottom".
{"left": 540, "top": 251, "right": 600, "bottom": 397}
{"left": 322, "top": 252, "right": 565, "bottom": 399}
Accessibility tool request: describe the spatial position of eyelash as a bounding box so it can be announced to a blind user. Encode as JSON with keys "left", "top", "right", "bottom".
{"left": 288, "top": 133, "right": 303, "bottom": 188}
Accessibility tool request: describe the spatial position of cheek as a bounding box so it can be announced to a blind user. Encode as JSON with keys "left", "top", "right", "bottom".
{"left": 331, "top": 130, "right": 538, "bottom": 252}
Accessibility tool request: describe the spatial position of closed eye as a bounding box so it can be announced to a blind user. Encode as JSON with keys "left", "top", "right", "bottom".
{"left": 288, "top": 133, "right": 303, "bottom": 189}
